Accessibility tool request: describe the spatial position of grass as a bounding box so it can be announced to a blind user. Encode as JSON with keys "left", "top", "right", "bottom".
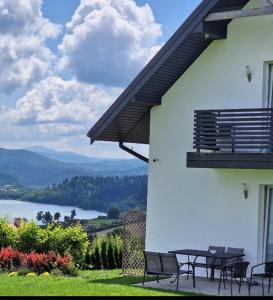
{"left": 0, "top": 270, "right": 201, "bottom": 296}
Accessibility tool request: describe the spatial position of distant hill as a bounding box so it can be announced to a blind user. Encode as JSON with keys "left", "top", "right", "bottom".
{"left": 26, "top": 146, "right": 147, "bottom": 175}
{"left": 0, "top": 148, "right": 93, "bottom": 187}
{"left": 0, "top": 148, "right": 147, "bottom": 187}
{"left": 26, "top": 146, "right": 101, "bottom": 165}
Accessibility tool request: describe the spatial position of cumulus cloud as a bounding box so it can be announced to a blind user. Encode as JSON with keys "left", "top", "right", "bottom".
{"left": 0, "top": 0, "right": 61, "bottom": 95}
{"left": 59, "top": 0, "right": 162, "bottom": 87}
{"left": 1, "top": 76, "right": 119, "bottom": 139}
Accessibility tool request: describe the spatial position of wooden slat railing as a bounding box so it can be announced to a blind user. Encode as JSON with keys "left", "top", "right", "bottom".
{"left": 194, "top": 108, "right": 273, "bottom": 153}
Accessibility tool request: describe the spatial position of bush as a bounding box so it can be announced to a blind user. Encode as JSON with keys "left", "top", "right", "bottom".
{"left": 46, "top": 224, "right": 89, "bottom": 266}
{"left": 0, "top": 219, "right": 17, "bottom": 249}
{"left": 22, "top": 252, "right": 56, "bottom": 274}
{"left": 17, "top": 267, "right": 31, "bottom": 276}
{"left": 0, "top": 247, "right": 23, "bottom": 271}
{"left": 107, "top": 241, "right": 115, "bottom": 269}
{"left": 64, "top": 263, "right": 78, "bottom": 277}
{"left": 16, "top": 222, "right": 47, "bottom": 253}
{"left": 0, "top": 219, "right": 90, "bottom": 265}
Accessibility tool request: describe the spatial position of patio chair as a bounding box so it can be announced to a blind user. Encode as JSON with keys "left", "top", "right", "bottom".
{"left": 160, "top": 253, "right": 195, "bottom": 290}
{"left": 218, "top": 260, "right": 250, "bottom": 296}
{"left": 194, "top": 246, "right": 225, "bottom": 278}
{"left": 224, "top": 247, "right": 244, "bottom": 271}
{"left": 143, "top": 252, "right": 195, "bottom": 290}
{"left": 143, "top": 251, "right": 163, "bottom": 286}
{"left": 249, "top": 261, "right": 273, "bottom": 296}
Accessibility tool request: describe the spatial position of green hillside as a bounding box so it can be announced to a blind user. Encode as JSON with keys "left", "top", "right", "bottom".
{"left": 0, "top": 148, "right": 93, "bottom": 187}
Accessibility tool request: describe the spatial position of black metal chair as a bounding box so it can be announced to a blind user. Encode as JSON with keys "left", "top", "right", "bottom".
{"left": 143, "top": 251, "right": 195, "bottom": 290}
{"left": 143, "top": 251, "right": 163, "bottom": 285}
{"left": 160, "top": 253, "right": 196, "bottom": 290}
{"left": 249, "top": 262, "right": 273, "bottom": 296}
{"left": 194, "top": 246, "right": 225, "bottom": 278}
{"left": 218, "top": 260, "right": 250, "bottom": 296}
{"left": 226, "top": 248, "right": 244, "bottom": 265}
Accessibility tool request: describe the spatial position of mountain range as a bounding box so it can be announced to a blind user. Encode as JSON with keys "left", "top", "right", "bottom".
{"left": 0, "top": 147, "right": 147, "bottom": 187}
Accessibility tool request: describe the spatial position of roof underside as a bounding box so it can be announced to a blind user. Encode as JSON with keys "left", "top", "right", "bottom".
{"left": 87, "top": 0, "right": 250, "bottom": 145}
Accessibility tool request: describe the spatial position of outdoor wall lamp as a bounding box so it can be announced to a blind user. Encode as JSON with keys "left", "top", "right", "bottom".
{"left": 243, "top": 183, "right": 249, "bottom": 199}
{"left": 245, "top": 66, "right": 252, "bottom": 82}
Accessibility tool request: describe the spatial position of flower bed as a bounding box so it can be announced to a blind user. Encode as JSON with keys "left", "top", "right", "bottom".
{"left": 0, "top": 247, "right": 77, "bottom": 276}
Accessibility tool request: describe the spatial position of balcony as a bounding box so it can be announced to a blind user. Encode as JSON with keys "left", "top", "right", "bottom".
{"left": 187, "top": 108, "right": 273, "bottom": 169}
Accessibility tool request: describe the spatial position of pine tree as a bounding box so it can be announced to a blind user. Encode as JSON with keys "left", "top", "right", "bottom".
{"left": 101, "top": 240, "right": 108, "bottom": 269}
{"left": 118, "top": 247, "right": 123, "bottom": 269}
{"left": 107, "top": 240, "right": 116, "bottom": 269}
{"left": 114, "top": 245, "right": 120, "bottom": 269}
{"left": 92, "top": 245, "right": 102, "bottom": 270}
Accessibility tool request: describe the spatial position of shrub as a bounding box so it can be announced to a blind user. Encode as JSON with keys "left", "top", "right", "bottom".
{"left": 26, "top": 272, "right": 37, "bottom": 277}
{"left": 46, "top": 224, "right": 89, "bottom": 266}
{"left": 91, "top": 245, "right": 101, "bottom": 270}
{"left": 16, "top": 222, "right": 47, "bottom": 253}
{"left": 17, "top": 268, "right": 31, "bottom": 276}
{"left": 40, "top": 272, "right": 50, "bottom": 278}
{"left": 50, "top": 268, "right": 63, "bottom": 277}
{"left": 8, "top": 272, "right": 17, "bottom": 277}
{"left": 64, "top": 263, "right": 78, "bottom": 277}
{"left": 0, "top": 247, "right": 24, "bottom": 270}
{"left": 107, "top": 241, "right": 116, "bottom": 270}
{"left": 0, "top": 219, "right": 17, "bottom": 249}
{"left": 22, "top": 252, "right": 52, "bottom": 274}
{"left": 101, "top": 241, "right": 108, "bottom": 269}
{"left": 56, "top": 255, "right": 71, "bottom": 274}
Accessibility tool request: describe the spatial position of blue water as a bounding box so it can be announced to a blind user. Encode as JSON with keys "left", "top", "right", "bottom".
{"left": 0, "top": 199, "right": 106, "bottom": 222}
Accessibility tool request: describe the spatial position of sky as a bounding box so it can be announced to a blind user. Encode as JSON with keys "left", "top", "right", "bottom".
{"left": 0, "top": 0, "right": 201, "bottom": 159}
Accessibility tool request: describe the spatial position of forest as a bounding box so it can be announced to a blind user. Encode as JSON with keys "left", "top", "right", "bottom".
{"left": 18, "top": 175, "right": 148, "bottom": 213}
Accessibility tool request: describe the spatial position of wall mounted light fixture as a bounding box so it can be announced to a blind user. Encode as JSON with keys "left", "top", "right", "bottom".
{"left": 243, "top": 183, "right": 248, "bottom": 199}
{"left": 245, "top": 66, "right": 252, "bottom": 82}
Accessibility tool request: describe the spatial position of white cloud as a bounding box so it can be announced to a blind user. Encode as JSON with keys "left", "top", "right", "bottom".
{"left": 0, "top": 0, "right": 61, "bottom": 95}
{"left": 59, "top": 0, "right": 162, "bottom": 87}
{"left": 1, "top": 76, "right": 120, "bottom": 139}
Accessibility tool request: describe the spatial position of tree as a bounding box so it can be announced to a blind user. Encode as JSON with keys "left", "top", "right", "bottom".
{"left": 107, "top": 207, "right": 120, "bottom": 220}
{"left": 114, "top": 245, "right": 121, "bottom": 268}
{"left": 71, "top": 209, "right": 77, "bottom": 221}
{"left": 64, "top": 216, "right": 71, "bottom": 224}
{"left": 44, "top": 211, "right": 53, "bottom": 225}
{"left": 36, "top": 211, "right": 44, "bottom": 223}
{"left": 54, "top": 212, "right": 61, "bottom": 222}
{"left": 107, "top": 240, "right": 116, "bottom": 269}
{"left": 91, "top": 245, "right": 102, "bottom": 270}
{"left": 101, "top": 240, "right": 108, "bottom": 269}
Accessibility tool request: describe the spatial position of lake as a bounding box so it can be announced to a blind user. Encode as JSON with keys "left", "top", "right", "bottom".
{"left": 0, "top": 200, "right": 106, "bottom": 222}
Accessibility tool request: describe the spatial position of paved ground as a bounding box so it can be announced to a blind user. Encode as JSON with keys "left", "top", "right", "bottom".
{"left": 136, "top": 276, "right": 273, "bottom": 297}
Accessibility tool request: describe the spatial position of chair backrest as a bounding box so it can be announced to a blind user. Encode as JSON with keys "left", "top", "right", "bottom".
{"left": 206, "top": 246, "right": 225, "bottom": 266}
{"left": 226, "top": 247, "right": 244, "bottom": 264}
{"left": 144, "top": 252, "right": 162, "bottom": 273}
{"left": 265, "top": 262, "right": 273, "bottom": 274}
{"left": 160, "top": 253, "right": 179, "bottom": 275}
{"left": 232, "top": 261, "right": 249, "bottom": 278}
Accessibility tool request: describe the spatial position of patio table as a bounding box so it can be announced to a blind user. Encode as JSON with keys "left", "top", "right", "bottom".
{"left": 169, "top": 249, "right": 245, "bottom": 284}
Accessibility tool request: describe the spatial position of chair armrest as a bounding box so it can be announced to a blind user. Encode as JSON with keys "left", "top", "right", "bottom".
{"left": 178, "top": 262, "right": 194, "bottom": 269}
{"left": 251, "top": 263, "right": 266, "bottom": 276}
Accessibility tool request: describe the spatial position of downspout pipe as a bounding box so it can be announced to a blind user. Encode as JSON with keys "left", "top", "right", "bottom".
{"left": 119, "top": 142, "right": 149, "bottom": 164}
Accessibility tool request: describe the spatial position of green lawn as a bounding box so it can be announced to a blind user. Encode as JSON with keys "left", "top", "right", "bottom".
{"left": 0, "top": 270, "right": 201, "bottom": 296}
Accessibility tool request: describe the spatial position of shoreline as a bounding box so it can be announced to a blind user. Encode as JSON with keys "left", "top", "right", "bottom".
{"left": 0, "top": 198, "right": 107, "bottom": 214}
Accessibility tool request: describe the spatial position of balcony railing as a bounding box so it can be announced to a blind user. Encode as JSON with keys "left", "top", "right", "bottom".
{"left": 194, "top": 108, "right": 273, "bottom": 153}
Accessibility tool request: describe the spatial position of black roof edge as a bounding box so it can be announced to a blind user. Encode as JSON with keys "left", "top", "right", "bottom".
{"left": 87, "top": 0, "right": 219, "bottom": 144}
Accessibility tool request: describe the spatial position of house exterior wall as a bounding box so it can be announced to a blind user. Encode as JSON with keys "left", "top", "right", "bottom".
{"left": 146, "top": 1, "right": 273, "bottom": 271}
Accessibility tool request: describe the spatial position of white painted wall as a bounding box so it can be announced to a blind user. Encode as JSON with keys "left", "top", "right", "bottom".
{"left": 146, "top": 0, "right": 273, "bottom": 274}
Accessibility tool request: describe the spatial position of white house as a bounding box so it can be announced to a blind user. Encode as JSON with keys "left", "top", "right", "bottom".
{"left": 88, "top": 0, "right": 273, "bottom": 275}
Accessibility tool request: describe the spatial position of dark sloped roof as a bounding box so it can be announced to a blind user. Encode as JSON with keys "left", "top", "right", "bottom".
{"left": 87, "top": 0, "right": 249, "bottom": 145}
